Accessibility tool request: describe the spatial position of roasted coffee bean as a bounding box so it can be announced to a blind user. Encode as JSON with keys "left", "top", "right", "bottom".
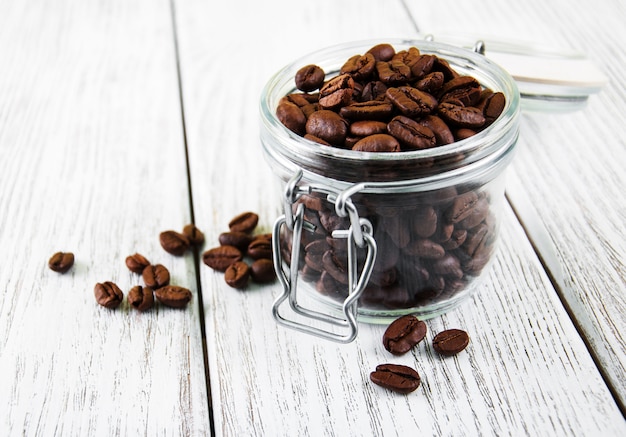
{"left": 438, "top": 102, "right": 486, "bottom": 128}
{"left": 155, "top": 285, "right": 192, "bottom": 308}
{"left": 295, "top": 64, "right": 325, "bottom": 92}
{"left": 439, "top": 76, "right": 482, "bottom": 106}
{"left": 224, "top": 261, "right": 250, "bottom": 289}
{"left": 94, "top": 281, "right": 123, "bottom": 309}
{"left": 159, "top": 230, "right": 190, "bottom": 256}
{"left": 128, "top": 285, "right": 154, "bottom": 311}
{"left": 250, "top": 258, "right": 276, "bottom": 283}
{"left": 403, "top": 239, "right": 445, "bottom": 259}
{"left": 276, "top": 100, "right": 306, "bottom": 135}
{"left": 339, "top": 100, "right": 394, "bottom": 121}
{"left": 360, "top": 81, "right": 388, "bottom": 101}
{"left": 247, "top": 237, "right": 272, "bottom": 260}
{"left": 387, "top": 115, "right": 436, "bottom": 150}
{"left": 414, "top": 71, "right": 444, "bottom": 94}
{"left": 218, "top": 231, "right": 253, "bottom": 252}
{"left": 410, "top": 54, "right": 436, "bottom": 78}
{"left": 386, "top": 86, "right": 437, "bottom": 117}
{"left": 383, "top": 315, "right": 427, "bottom": 355}
{"left": 340, "top": 53, "right": 376, "bottom": 81}
{"left": 48, "top": 251, "right": 74, "bottom": 273}
{"left": 479, "top": 91, "right": 506, "bottom": 125}
{"left": 352, "top": 134, "right": 400, "bottom": 152}
{"left": 228, "top": 212, "right": 259, "bottom": 234}
{"left": 445, "top": 190, "right": 479, "bottom": 224}
{"left": 370, "top": 364, "right": 421, "bottom": 394}
{"left": 432, "top": 328, "right": 470, "bottom": 355}
{"left": 376, "top": 60, "right": 411, "bottom": 85}
{"left": 183, "top": 224, "right": 205, "bottom": 246}
{"left": 319, "top": 74, "right": 354, "bottom": 109}
{"left": 366, "top": 43, "right": 395, "bottom": 62}
{"left": 202, "top": 245, "right": 243, "bottom": 271}
{"left": 306, "top": 110, "right": 348, "bottom": 146}
{"left": 125, "top": 253, "right": 150, "bottom": 274}
{"left": 142, "top": 264, "right": 170, "bottom": 288}
{"left": 417, "top": 115, "right": 454, "bottom": 146}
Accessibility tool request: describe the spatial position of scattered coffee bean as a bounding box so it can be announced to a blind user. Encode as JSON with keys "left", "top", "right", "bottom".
{"left": 370, "top": 363, "right": 421, "bottom": 394}
{"left": 160, "top": 230, "right": 190, "bottom": 256}
{"left": 383, "top": 315, "right": 427, "bottom": 355}
{"left": 224, "top": 261, "right": 251, "bottom": 289}
{"left": 219, "top": 231, "right": 253, "bottom": 252}
{"left": 48, "top": 251, "right": 74, "bottom": 274}
{"left": 94, "top": 281, "right": 124, "bottom": 309}
{"left": 432, "top": 328, "right": 470, "bottom": 356}
{"left": 247, "top": 237, "right": 272, "bottom": 260}
{"left": 202, "top": 245, "right": 243, "bottom": 272}
{"left": 154, "top": 285, "right": 192, "bottom": 308}
{"left": 183, "top": 224, "right": 205, "bottom": 246}
{"left": 250, "top": 258, "right": 276, "bottom": 283}
{"left": 142, "top": 264, "right": 170, "bottom": 289}
{"left": 228, "top": 212, "right": 259, "bottom": 234}
{"left": 125, "top": 253, "right": 150, "bottom": 274}
{"left": 128, "top": 285, "right": 154, "bottom": 311}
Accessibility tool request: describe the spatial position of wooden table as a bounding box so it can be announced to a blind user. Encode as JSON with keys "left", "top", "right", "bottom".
{"left": 1, "top": 0, "right": 624, "bottom": 435}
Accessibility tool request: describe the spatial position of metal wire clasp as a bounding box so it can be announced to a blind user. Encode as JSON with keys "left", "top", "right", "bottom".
{"left": 271, "top": 170, "right": 377, "bottom": 343}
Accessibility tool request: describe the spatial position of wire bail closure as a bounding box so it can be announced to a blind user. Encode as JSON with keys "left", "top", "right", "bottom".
{"left": 271, "top": 170, "right": 377, "bottom": 343}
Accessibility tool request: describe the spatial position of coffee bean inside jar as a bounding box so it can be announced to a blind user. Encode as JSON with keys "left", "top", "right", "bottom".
{"left": 260, "top": 39, "right": 520, "bottom": 327}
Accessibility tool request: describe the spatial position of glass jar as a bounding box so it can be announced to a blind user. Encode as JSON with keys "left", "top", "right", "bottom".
{"left": 259, "top": 39, "right": 520, "bottom": 342}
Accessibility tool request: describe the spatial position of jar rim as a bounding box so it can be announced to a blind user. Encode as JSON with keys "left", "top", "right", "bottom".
{"left": 259, "top": 38, "right": 521, "bottom": 184}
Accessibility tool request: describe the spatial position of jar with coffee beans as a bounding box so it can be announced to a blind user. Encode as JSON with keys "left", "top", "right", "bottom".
{"left": 260, "top": 39, "right": 520, "bottom": 342}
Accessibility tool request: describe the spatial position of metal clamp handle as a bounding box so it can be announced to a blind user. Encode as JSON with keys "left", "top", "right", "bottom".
{"left": 271, "top": 171, "right": 377, "bottom": 343}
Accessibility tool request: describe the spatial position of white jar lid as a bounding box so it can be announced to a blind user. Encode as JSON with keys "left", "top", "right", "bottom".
{"left": 422, "top": 33, "right": 608, "bottom": 112}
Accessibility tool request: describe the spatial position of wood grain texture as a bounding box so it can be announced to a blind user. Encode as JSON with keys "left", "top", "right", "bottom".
{"left": 404, "top": 0, "right": 626, "bottom": 410}
{"left": 0, "top": 0, "right": 210, "bottom": 435}
{"left": 175, "top": 0, "right": 625, "bottom": 435}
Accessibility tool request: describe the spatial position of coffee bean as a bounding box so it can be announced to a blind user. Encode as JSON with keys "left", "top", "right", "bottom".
{"left": 159, "top": 230, "right": 190, "bottom": 256}
{"left": 94, "top": 281, "right": 124, "bottom": 309}
{"left": 306, "top": 110, "right": 348, "bottom": 146}
{"left": 432, "top": 328, "right": 470, "bottom": 355}
{"left": 340, "top": 53, "right": 376, "bottom": 81}
{"left": 128, "top": 285, "right": 154, "bottom": 311}
{"left": 48, "top": 251, "right": 74, "bottom": 273}
{"left": 352, "top": 134, "right": 400, "bottom": 153}
{"left": 339, "top": 100, "right": 394, "bottom": 121}
{"left": 366, "top": 43, "right": 395, "bottom": 62}
{"left": 183, "top": 224, "right": 205, "bottom": 246}
{"left": 142, "top": 264, "right": 170, "bottom": 289}
{"left": 370, "top": 364, "right": 421, "bottom": 394}
{"left": 202, "top": 245, "right": 243, "bottom": 271}
{"left": 383, "top": 315, "right": 427, "bottom": 355}
{"left": 387, "top": 115, "right": 436, "bottom": 150}
{"left": 438, "top": 102, "right": 485, "bottom": 128}
{"left": 276, "top": 100, "right": 307, "bottom": 135}
{"left": 386, "top": 86, "right": 437, "bottom": 117}
{"left": 247, "top": 237, "right": 272, "bottom": 260}
{"left": 125, "top": 253, "right": 150, "bottom": 274}
{"left": 228, "top": 212, "right": 259, "bottom": 234}
{"left": 295, "top": 64, "right": 325, "bottom": 92}
{"left": 250, "top": 258, "right": 276, "bottom": 283}
{"left": 224, "top": 261, "right": 251, "bottom": 289}
{"left": 218, "top": 231, "right": 253, "bottom": 252}
{"left": 154, "top": 285, "right": 192, "bottom": 308}
{"left": 319, "top": 74, "right": 354, "bottom": 109}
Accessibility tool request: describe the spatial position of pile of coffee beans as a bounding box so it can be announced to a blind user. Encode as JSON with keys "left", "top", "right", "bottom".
{"left": 371, "top": 314, "right": 470, "bottom": 394}
{"left": 275, "top": 43, "right": 504, "bottom": 312}
{"left": 277, "top": 42, "right": 505, "bottom": 152}
{"left": 48, "top": 223, "right": 203, "bottom": 311}
{"left": 202, "top": 212, "right": 276, "bottom": 288}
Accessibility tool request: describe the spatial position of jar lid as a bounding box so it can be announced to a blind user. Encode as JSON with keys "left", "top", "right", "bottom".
{"left": 423, "top": 33, "right": 608, "bottom": 112}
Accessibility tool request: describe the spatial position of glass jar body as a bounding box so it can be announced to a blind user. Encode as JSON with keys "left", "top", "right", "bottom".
{"left": 260, "top": 39, "right": 520, "bottom": 324}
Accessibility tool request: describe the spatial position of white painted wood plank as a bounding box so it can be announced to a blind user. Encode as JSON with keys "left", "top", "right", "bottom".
{"left": 0, "top": 1, "right": 210, "bottom": 435}
{"left": 405, "top": 0, "right": 626, "bottom": 411}
{"left": 176, "top": 0, "right": 625, "bottom": 435}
